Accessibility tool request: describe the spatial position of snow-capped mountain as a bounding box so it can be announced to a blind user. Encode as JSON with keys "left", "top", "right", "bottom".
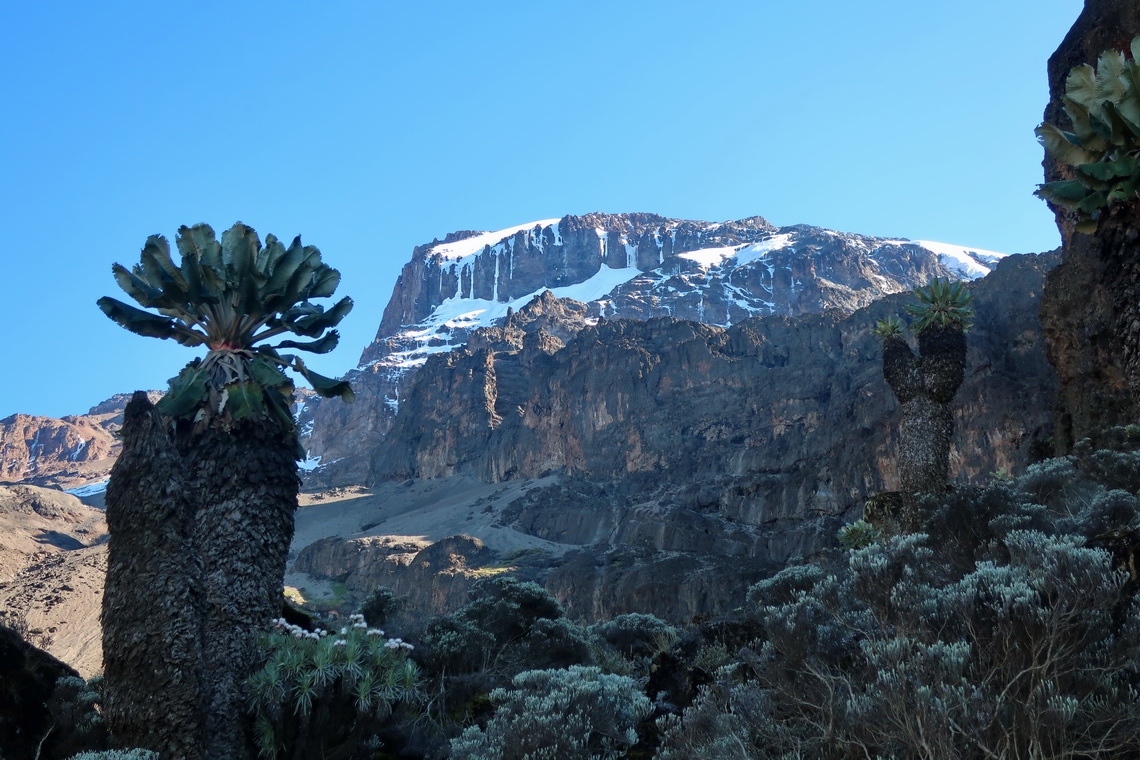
{"left": 302, "top": 212, "right": 1006, "bottom": 483}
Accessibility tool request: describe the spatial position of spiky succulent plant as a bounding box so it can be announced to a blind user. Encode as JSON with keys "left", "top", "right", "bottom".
{"left": 903, "top": 278, "right": 974, "bottom": 335}
{"left": 1035, "top": 35, "right": 1140, "bottom": 233}
{"left": 871, "top": 315, "right": 905, "bottom": 339}
{"left": 98, "top": 223, "right": 354, "bottom": 428}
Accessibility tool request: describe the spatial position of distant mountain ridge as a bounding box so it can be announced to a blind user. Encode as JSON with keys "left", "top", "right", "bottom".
{"left": 303, "top": 212, "right": 1006, "bottom": 483}
{"left": 2, "top": 213, "right": 1008, "bottom": 491}
{"left": 0, "top": 393, "right": 162, "bottom": 492}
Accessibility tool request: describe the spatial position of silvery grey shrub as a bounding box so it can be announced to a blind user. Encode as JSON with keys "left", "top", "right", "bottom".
{"left": 450, "top": 666, "right": 651, "bottom": 760}
{"left": 656, "top": 438, "right": 1140, "bottom": 759}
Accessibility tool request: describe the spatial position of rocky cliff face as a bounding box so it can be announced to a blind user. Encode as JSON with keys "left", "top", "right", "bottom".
{"left": 0, "top": 393, "right": 161, "bottom": 493}
{"left": 375, "top": 253, "right": 1056, "bottom": 491}
{"left": 286, "top": 252, "right": 1058, "bottom": 624}
{"left": 306, "top": 212, "right": 1007, "bottom": 485}
{"left": 1038, "top": 0, "right": 1140, "bottom": 449}
{"left": 1, "top": 211, "right": 1051, "bottom": 634}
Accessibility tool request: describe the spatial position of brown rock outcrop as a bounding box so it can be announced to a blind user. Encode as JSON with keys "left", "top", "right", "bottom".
{"left": 0, "top": 485, "right": 106, "bottom": 583}
{"left": 0, "top": 392, "right": 161, "bottom": 492}
{"left": 292, "top": 534, "right": 497, "bottom": 620}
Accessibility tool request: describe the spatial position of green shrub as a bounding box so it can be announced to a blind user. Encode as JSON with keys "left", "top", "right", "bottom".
{"left": 836, "top": 519, "right": 881, "bottom": 549}
{"left": 589, "top": 613, "right": 679, "bottom": 660}
{"left": 420, "top": 576, "right": 567, "bottom": 675}
{"left": 356, "top": 586, "right": 404, "bottom": 627}
{"left": 48, "top": 676, "right": 108, "bottom": 756}
{"left": 247, "top": 613, "right": 422, "bottom": 759}
{"left": 659, "top": 444, "right": 1140, "bottom": 759}
{"left": 458, "top": 576, "right": 564, "bottom": 642}
{"left": 67, "top": 751, "right": 159, "bottom": 760}
{"left": 450, "top": 666, "right": 651, "bottom": 760}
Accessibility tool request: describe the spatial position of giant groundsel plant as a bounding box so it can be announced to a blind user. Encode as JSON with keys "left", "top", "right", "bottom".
{"left": 1036, "top": 35, "right": 1140, "bottom": 232}
{"left": 98, "top": 223, "right": 354, "bottom": 430}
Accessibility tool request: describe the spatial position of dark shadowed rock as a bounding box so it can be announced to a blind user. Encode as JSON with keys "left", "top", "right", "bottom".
{"left": 1038, "top": 0, "right": 1140, "bottom": 448}
{"left": 0, "top": 623, "right": 81, "bottom": 760}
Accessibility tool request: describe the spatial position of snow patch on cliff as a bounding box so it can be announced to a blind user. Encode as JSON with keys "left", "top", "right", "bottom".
{"left": 913, "top": 240, "right": 1007, "bottom": 279}
{"left": 379, "top": 262, "right": 643, "bottom": 370}
{"left": 65, "top": 480, "right": 107, "bottom": 497}
{"left": 431, "top": 219, "right": 562, "bottom": 261}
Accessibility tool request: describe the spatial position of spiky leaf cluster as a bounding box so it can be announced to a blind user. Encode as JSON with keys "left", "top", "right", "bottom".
{"left": 871, "top": 315, "right": 905, "bottom": 339}
{"left": 97, "top": 223, "right": 354, "bottom": 426}
{"left": 248, "top": 614, "right": 422, "bottom": 759}
{"left": 837, "top": 519, "right": 882, "bottom": 550}
{"left": 1035, "top": 35, "right": 1140, "bottom": 232}
{"left": 903, "top": 278, "right": 974, "bottom": 335}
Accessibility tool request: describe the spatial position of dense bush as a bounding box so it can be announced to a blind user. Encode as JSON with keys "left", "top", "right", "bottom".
{"left": 47, "top": 676, "right": 108, "bottom": 757}
{"left": 589, "top": 613, "right": 679, "bottom": 661}
{"left": 419, "top": 577, "right": 570, "bottom": 676}
{"left": 66, "top": 752, "right": 158, "bottom": 760}
{"left": 357, "top": 586, "right": 405, "bottom": 628}
{"left": 449, "top": 666, "right": 651, "bottom": 760}
{"left": 655, "top": 438, "right": 1140, "bottom": 759}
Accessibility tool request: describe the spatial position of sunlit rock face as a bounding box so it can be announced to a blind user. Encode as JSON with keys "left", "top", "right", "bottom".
{"left": 0, "top": 393, "right": 161, "bottom": 494}
{"left": 303, "top": 212, "right": 1007, "bottom": 484}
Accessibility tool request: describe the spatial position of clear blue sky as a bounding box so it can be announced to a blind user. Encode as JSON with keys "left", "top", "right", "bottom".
{"left": 1, "top": 0, "right": 1079, "bottom": 419}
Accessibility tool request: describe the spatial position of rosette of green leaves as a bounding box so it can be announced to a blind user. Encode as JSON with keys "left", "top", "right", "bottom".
{"left": 837, "top": 520, "right": 882, "bottom": 550}
{"left": 1035, "top": 36, "right": 1140, "bottom": 233}
{"left": 97, "top": 223, "right": 354, "bottom": 428}
{"left": 904, "top": 278, "right": 974, "bottom": 335}
{"left": 871, "top": 315, "right": 905, "bottom": 339}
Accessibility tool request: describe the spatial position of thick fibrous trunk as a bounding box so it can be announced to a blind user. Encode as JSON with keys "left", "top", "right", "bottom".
{"left": 881, "top": 325, "right": 966, "bottom": 527}
{"left": 103, "top": 393, "right": 204, "bottom": 760}
{"left": 178, "top": 417, "right": 299, "bottom": 760}
{"left": 919, "top": 326, "right": 966, "bottom": 403}
{"left": 898, "top": 396, "right": 954, "bottom": 496}
{"left": 104, "top": 392, "right": 300, "bottom": 760}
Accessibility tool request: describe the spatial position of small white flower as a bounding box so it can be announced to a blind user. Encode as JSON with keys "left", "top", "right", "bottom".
{"left": 340, "top": 627, "right": 348, "bottom": 635}
{"left": 333, "top": 639, "right": 347, "bottom": 647}
{"left": 366, "top": 629, "right": 384, "bottom": 637}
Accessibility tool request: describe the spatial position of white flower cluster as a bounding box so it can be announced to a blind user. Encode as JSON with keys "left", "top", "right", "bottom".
{"left": 271, "top": 617, "right": 327, "bottom": 641}
{"left": 270, "top": 613, "right": 412, "bottom": 650}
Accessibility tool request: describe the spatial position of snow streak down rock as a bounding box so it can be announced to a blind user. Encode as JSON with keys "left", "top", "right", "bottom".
{"left": 304, "top": 212, "right": 1006, "bottom": 485}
